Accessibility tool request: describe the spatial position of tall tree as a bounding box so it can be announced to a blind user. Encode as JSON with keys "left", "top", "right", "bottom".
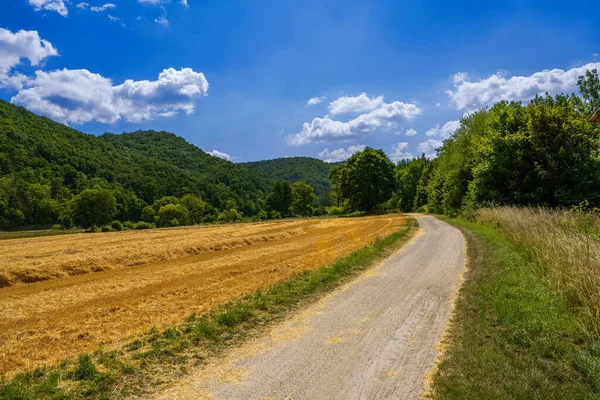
{"left": 71, "top": 189, "right": 117, "bottom": 231}
{"left": 337, "top": 148, "right": 395, "bottom": 212}
{"left": 266, "top": 180, "right": 293, "bottom": 217}
{"left": 291, "top": 181, "right": 317, "bottom": 216}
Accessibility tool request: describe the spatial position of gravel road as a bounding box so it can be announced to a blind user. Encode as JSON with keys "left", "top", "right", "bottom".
{"left": 155, "top": 215, "right": 466, "bottom": 400}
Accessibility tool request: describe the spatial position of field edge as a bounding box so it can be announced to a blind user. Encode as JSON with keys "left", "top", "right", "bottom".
{"left": 427, "top": 217, "right": 600, "bottom": 399}
{"left": 0, "top": 216, "right": 418, "bottom": 400}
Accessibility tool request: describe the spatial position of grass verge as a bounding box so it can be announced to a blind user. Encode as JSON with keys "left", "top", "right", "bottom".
{"left": 430, "top": 217, "right": 600, "bottom": 399}
{"left": 0, "top": 217, "right": 416, "bottom": 399}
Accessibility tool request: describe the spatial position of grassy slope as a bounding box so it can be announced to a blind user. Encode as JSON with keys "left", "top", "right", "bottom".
{"left": 431, "top": 218, "right": 600, "bottom": 399}
{"left": 0, "top": 218, "right": 416, "bottom": 400}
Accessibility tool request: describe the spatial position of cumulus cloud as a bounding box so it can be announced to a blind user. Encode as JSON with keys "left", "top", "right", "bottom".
{"left": 389, "top": 142, "right": 413, "bottom": 162}
{"left": 90, "top": 3, "right": 116, "bottom": 12}
{"left": 417, "top": 139, "right": 443, "bottom": 158}
{"left": 307, "top": 96, "right": 325, "bottom": 105}
{"left": 447, "top": 62, "right": 600, "bottom": 110}
{"left": 425, "top": 120, "right": 460, "bottom": 138}
{"left": 28, "top": 0, "right": 68, "bottom": 16}
{"left": 328, "top": 92, "right": 385, "bottom": 115}
{"left": 288, "top": 93, "right": 421, "bottom": 145}
{"left": 11, "top": 67, "right": 209, "bottom": 124}
{"left": 405, "top": 128, "right": 417, "bottom": 136}
{"left": 208, "top": 150, "right": 232, "bottom": 162}
{"left": 0, "top": 28, "right": 58, "bottom": 90}
{"left": 318, "top": 145, "right": 366, "bottom": 163}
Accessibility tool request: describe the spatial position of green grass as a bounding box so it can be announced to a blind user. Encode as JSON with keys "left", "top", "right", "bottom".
{"left": 0, "top": 229, "right": 84, "bottom": 240}
{"left": 431, "top": 217, "right": 600, "bottom": 399}
{"left": 0, "top": 217, "right": 416, "bottom": 399}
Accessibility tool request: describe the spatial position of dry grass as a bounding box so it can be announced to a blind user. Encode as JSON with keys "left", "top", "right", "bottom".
{"left": 477, "top": 206, "right": 600, "bottom": 337}
{"left": 0, "top": 215, "right": 406, "bottom": 377}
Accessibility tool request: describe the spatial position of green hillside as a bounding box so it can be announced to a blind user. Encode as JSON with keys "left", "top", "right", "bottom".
{"left": 0, "top": 100, "right": 273, "bottom": 228}
{"left": 241, "top": 157, "right": 333, "bottom": 199}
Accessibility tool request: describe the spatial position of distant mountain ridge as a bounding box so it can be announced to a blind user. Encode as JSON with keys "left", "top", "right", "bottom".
{"left": 241, "top": 157, "right": 334, "bottom": 198}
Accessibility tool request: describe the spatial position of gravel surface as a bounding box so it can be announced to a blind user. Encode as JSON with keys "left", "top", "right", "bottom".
{"left": 155, "top": 215, "right": 465, "bottom": 400}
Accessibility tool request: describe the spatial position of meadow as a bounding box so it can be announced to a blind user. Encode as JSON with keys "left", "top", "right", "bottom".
{"left": 477, "top": 206, "right": 600, "bottom": 338}
{"left": 0, "top": 215, "right": 406, "bottom": 378}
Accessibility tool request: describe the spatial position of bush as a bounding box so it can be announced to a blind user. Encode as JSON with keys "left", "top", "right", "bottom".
{"left": 328, "top": 206, "right": 343, "bottom": 216}
{"left": 101, "top": 226, "right": 114, "bottom": 232}
{"left": 157, "top": 204, "right": 190, "bottom": 227}
{"left": 216, "top": 209, "right": 242, "bottom": 223}
{"left": 134, "top": 222, "right": 154, "bottom": 230}
{"left": 51, "top": 224, "right": 62, "bottom": 230}
{"left": 141, "top": 206, "right": 157, "bottom": 223}
{"left": 122, "top": 221, "right": 135, "bottom": 230}
{"left": 313, "top": 206, "right": 327, "bottom": 216}
{"left": 111, "top": 220, "right": 123, "bottom": 231}
{"left": 269, "top": 210, "right": 281, "bottom": 219}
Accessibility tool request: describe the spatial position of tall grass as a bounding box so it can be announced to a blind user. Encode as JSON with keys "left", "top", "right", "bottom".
{"left": 477, "top": 206, "right": 600, "bottom": 337}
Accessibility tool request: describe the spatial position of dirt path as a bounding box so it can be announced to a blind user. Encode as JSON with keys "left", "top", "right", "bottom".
{"left": 154, "top": 215, "right": 466, "bottom": 400}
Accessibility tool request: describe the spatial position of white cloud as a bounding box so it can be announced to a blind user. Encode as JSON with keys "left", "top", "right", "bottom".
{"left": 328, "top": 92, "right": 385, "bottom": 115}
{"left": 0, "top": 28, "right": 58, "bottom": 90}
{"left": 90, "top": 3, "right": 116, "bottom": 12}
{"left": 318, "top": 145, "right": 366, "bottom": 163}
{"left": 389, "top": 142, "right": 413, "bottom": 162}
{"left": 12, "top": 67, "right": 209, "bottom": 124}
{"left": 307, "top": 96, "right": 325, "bottom": 105}
{"left": 425, "top": 120, "right": 460, "bottom": 138}
{"left": 417, "top": 139, "right": 443, "bottom": 158}
{"left": 76, "top": 2, "right": 89, "bottom": 9}
{"left": 447, "top": 62, "right": 600, "bottom": 110}
{"left": 288, "top": 93, "right": 421, "bottom": 145}
{"left": 28, "top": 0, "right": 68, "bottom": 16}
{"left": 208, "top": 150, "right": 232, "bottom": 162}
{"left": 181, "top": 0, "right": 189, "bottom": 8}
{"left": 405, "top": 128, "right": 417, "bottom": 136}
{"left": 138, "top": 0, "right": 164, "bottom": 4}
{"left": 155, "top": 16, "right": 169, "bottom": 26}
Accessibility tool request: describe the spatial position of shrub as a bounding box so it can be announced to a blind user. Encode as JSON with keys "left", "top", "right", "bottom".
{"left": 51, "top": 224, "right": 62, "bottom": 230}
{"left": 122, "top": 221, "right": 135, "bottom": 230}
{"left": 216, "top": 209, "right": 242, "bottom": 223}
{"left": 101, "top": 226, "right": 114, "bottom": 232}
{"left": 157, "top": 204, "right": 190, "bottom": 227}
{"left": 141, "top": 206, "right": 157, "bottom": 223}
{"left": 134, "top": 222, "right": 154, "bottom": 230}
{"left": 111, "top": 220, "right": 123, "bottom": 231}
{"left": 328, "top": 206, "right": 343, "bottom": 216}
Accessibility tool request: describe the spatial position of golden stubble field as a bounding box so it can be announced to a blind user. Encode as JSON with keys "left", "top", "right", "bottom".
{"left": 0, "top": 215, "right": 406, "bottom": 377}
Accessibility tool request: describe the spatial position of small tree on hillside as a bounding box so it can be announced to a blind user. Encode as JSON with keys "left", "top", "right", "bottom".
{"left": 180, "top": 194, "right": 207, "bottom": 224}
{"left": 266, "top": 180, "right": 293, "bottom": 217}
{"left": 72, "top": 189, "right": 117, "bottom": 231}
{"left": 291, "top": 181, "right": 317, "bottom": 216}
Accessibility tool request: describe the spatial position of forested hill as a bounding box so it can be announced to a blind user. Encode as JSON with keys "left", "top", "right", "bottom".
{"left": 241, "top": 157, "right": 333, "bottom": 197}
{"left": 0, "top": 100, "right": 273, "bottom": 228}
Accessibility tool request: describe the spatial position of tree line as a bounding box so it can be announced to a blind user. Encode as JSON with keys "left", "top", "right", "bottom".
{"left": 327, "top": 69, "right": 600, "bottom": 217}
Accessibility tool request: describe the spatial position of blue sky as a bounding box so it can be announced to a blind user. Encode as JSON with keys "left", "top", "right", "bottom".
{"left": 1, "top": 0, "right": 599, "bottom": 162}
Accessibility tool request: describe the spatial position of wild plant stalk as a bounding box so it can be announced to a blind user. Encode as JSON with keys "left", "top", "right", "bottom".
{"left": 477, "top": 206, "right": 600, "bottom": 338}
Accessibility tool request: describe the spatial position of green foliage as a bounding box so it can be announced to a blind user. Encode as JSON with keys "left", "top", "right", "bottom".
{"left": 578, "top": 68, "right": 600, "bottom": 112}
{"left": 157, "top": 204, "right": 190, "bottom": 227}
{"left": 71, "top": 189, "right": 117, "bottom": 231}
{"left": 110, "top": 220, "right": 123, "bottom": 231}
{"left": 334, "top": 147, "right": 395, "bottom": 212}
{"left": 266, "top": 180, "right": 293, "bottom": 217}
{"left": 216, "top": 208, "right": 242, "bottom": 223}
{"left": 133, "top": 222, "right": 154, "bottom": 230}
{"left": 180, "top": 194, "right": 207, "bottom": 224}
{"left": 141, "top": 206, "right": 156, "bottom": 223}
{"left": 241, "top": 157, "right": 334, "bottom": 204}
{"left": 291, "top": 181, "right": 317, "bottom": 216}
{"left": 0, "top": 101, "right": 272, "bottom": 230}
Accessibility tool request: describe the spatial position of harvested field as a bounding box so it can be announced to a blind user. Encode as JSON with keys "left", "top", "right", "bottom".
{"left": 0, "top": 215, "right": 405, "bottom": 377}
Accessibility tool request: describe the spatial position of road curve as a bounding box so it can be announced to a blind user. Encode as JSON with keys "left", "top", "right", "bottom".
{"left": 155, "top": 215, "right": 466, "bottom": 400}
